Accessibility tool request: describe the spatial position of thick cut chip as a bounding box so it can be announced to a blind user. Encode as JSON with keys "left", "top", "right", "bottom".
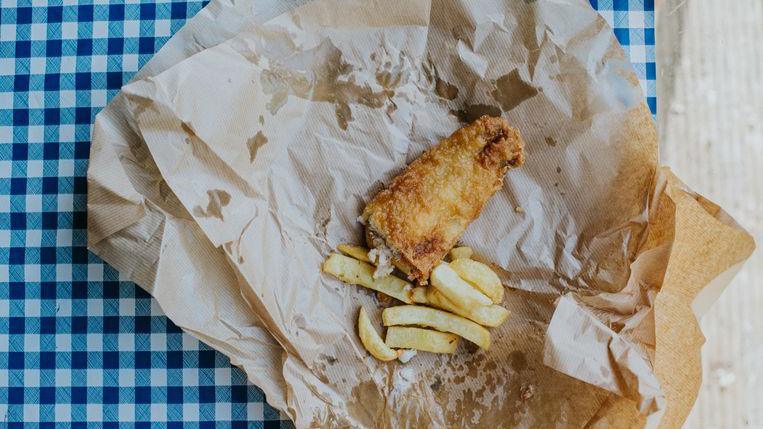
{"left": 358, "top": 307, "right": 399, "bottom": 361}
{"left": 322, "top": 254, "right": 413, "bottom": 304}
{"left": 430, "top": 263, "right": 492, "bottom": 308}
{"left": 449, "top": 246, "right": 473, "bottom": 260}
{"left": 382, "top": 305, "right": 491, "bottom": 349}
{"left": 410, "top": 287, "right": 428, "bottom": 304}
{"left": 337, "top": 244, "right": 371, "bottom": 263}
{"left": 409, "top": 286, "right": 508, "bottom": 327}
{"left": 449, "top": 258, "right": 504, "bottom": 303}
{"left": 425, "top": 288, "right": 509, "bottom": 327}
{"left": 384, "top": 326, "right": 459, "bottom": 354}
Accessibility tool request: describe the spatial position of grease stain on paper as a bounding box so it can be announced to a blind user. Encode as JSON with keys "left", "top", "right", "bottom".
{"left": 450, "top": 104, "right": 502, "bottom": 123}
{"left": 509, "top": 350, "right": 527, "bottom": 372}
{"left": 180, "top": 121, "right": 208, "bottom": 158}
{"left": 346, "top": 379, "right": 386, "bottom": 428}
{"left": 158, "top": 180, "right": 173, "bottom": 202}
{"left": 451, "top": 26, "right": 469, "bottom": 44}
{"left": 430, "top": 376, "right": 443, "bottom": 391}
{"left": 247, "top": 131, "right": 269, "bottom": 162}
{"left": 491, "top": 69, "right": 539, "bottom": 111}
{"left": 435, "top": 77, "right": 459, "bottom": 100}
{"left": 193, "top": 189, "right": 231, "bottom": 220}
{"left": 260, "top": 42, "right": 403, "bottom": 130}
{"left": 180, "top": 121, "right": 195, "bottom": 136}
{"left": 260, "top": 67, "right": 311, "bottom": 115}
{"left": 129, "top": 95, "right": 155, "bottom": 131}
{"left": 423, "top": 59, "right": 460, "bottom": 101}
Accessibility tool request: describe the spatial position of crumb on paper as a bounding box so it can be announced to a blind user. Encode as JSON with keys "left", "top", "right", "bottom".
{"left": 514, "top": 206, "right": 524, "bottom": 213}
{"left": 520, "top": 383, "right": 535, "bottom": 401}
{"left": 397, "top": 349, "right": 417, "bottom": 363}
{"left": 714, "top": 367, "right": 736, "bottom": 388}
{"left": 429, "top": 376, "right": 442, "bottom": 391}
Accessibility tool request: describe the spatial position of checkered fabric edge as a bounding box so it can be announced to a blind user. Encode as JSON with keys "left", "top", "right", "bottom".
{"left": 0, "top": 0, "right": 654, "bottom": 426}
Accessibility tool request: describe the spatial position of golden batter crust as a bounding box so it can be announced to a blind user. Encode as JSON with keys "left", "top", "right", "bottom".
{"left": 362, "top": 116, "right": 525, "bottom": 282}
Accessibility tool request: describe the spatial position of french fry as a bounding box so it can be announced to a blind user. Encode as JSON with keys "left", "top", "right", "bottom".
{"left": 410, "top": 286, "right": 508, "bottom": 327}
{"left": 322, "top": 254, "right": 413, "bottom": 304}
{"left": 425, "top": 288, "right": 509, "bottom": 327}
{"left": 410, "top": 287, "right": 428, "bottom": 304}
{"left": 448, "top": 246, "right": 473, "bottom": 260}
{"left": 358, "top": 307, "right": 399, "bottom": 361}
{"left": 337, "top": 244, "right": 371, "bottom": 263}
{"left": 385, "top": 326, "right": 459, "bottom": 354}
{"left": 382, "top": 305, "right": 491, "bottom": 349}
{"left": 449, "top": 258, "right": 504, "bottom": 303}
{"left": 430, "top": 263, "right": 492, "bottom": 308}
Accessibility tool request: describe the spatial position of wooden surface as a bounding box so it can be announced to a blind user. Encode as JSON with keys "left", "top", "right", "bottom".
{"left": 658, "top": 1, "right": 763, "bottom": 427}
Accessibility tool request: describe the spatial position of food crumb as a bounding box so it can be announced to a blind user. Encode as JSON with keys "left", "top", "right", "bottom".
{"left": 398, "top": 349, "right": 417, "bottom": 363}
{"left": 430, "top": 376, "right": 443, "bottom": 391}
{"left": 714, "top": 367, "right": 736, "bottom": 388}
{"left": 520, "top": 383, "right": 535, "bottom": 401}
{"left": 368, "top": 247, "right": 394, "bottom": 279}
{"left": 514, "top": 206, "right": 524, "bottom": 213}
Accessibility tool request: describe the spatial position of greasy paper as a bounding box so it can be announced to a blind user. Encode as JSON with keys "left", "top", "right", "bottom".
{"left": 87, "top": 0, "right": 755, "bottom": 428}
{"left": 86, "top": 0, "right": 309, "bottom": 412}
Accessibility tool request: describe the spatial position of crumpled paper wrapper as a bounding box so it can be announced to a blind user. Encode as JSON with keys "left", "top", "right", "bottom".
{"left": 87, "top": 0, "right": 755, "bottom": 427}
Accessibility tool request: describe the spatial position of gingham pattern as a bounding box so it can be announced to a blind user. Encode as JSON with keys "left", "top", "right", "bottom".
{"left": 594, "top": 0, "right": 657, "bottom": 113}
{"left": 0, "top": 1, "right": 655, "bottom": 427}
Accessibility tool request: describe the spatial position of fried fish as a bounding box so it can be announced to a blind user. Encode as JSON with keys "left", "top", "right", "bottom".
{"left": 362, "top": 116, "right": 525, "bottom": 283}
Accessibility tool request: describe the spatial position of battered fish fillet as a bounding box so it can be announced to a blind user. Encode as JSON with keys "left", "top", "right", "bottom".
{"left": 362, "top": 116, "right": 525, "bottom": 283}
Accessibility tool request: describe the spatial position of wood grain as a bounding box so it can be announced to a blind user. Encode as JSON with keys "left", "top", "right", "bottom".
{"left": 658, "top": 1, "right": 763, "bottom": 427}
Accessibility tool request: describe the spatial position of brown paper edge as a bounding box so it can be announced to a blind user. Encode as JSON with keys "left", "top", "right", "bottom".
{"left": 583, "top": 167, "right": 755, "bottom": 428}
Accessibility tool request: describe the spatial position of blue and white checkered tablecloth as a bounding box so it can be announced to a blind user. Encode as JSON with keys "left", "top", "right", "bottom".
{"left": 0, "top": 1, "right": 655, "bottom": 427}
